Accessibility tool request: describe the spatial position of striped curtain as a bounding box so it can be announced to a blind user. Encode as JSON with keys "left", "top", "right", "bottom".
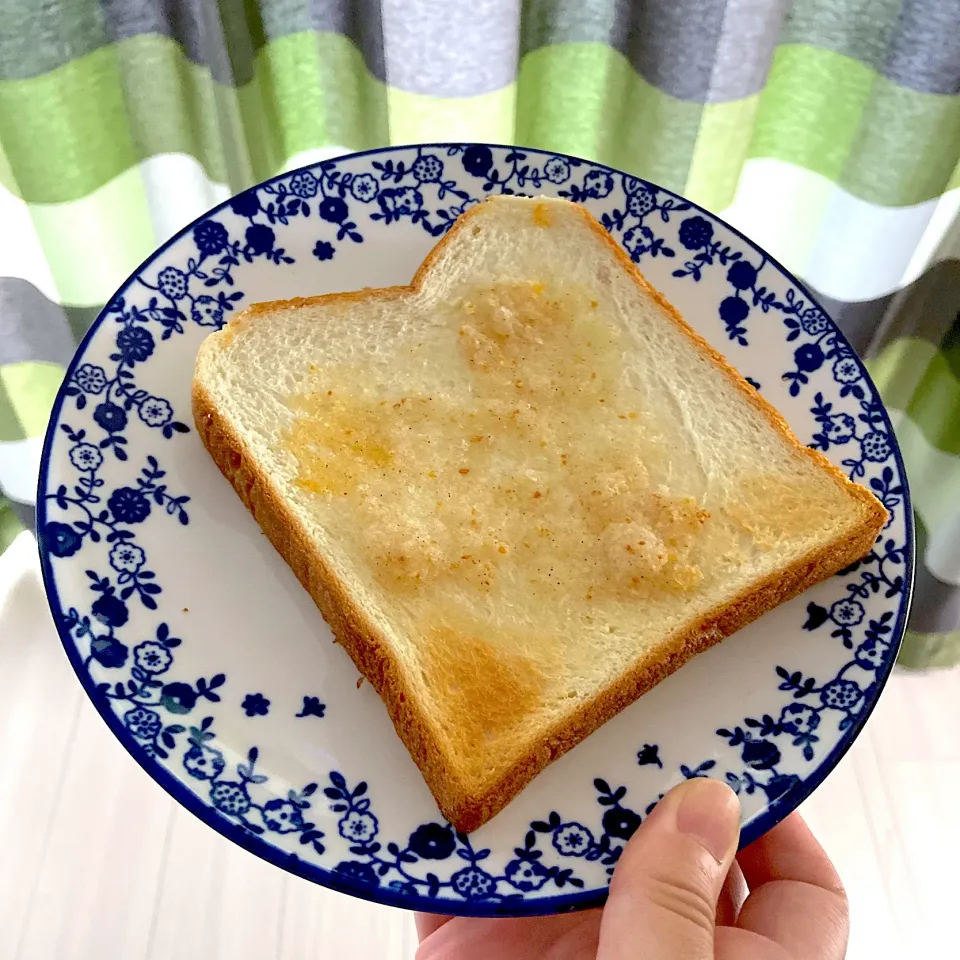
{"left": 1, "top": 0, "right": 958, "bottom": 668}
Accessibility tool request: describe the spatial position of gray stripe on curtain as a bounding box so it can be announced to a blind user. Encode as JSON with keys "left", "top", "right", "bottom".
{"left": 521, "top": 0, "right": 788, "bottom": 102}
{"left": 816, "top": 259, "right": 960, "bottom": 358}
{"left": 0, "top": 0, "right": 387, "bottom": 87}
{"left": 782, "top": 0, "right": 960, "bottom": 96}
{"left": 7, "top": 499, "right": 35, "bottom": 532}
{"left": 0, "top": 278, "right": 78, "bottom": 368}
{"left": 0, "top": 278, "right": 100, "bottom": 363}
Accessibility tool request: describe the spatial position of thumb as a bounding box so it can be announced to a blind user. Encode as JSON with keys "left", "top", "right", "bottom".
{"left": 598, "top": 777, "right": 740, "bottom": 960}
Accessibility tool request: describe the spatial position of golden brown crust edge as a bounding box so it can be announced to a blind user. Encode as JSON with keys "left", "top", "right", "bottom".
{"left": 193, "top": 195, "right": 888, "bottom": 832}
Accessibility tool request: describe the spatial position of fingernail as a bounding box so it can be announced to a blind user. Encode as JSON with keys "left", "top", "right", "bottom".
{"left": 674, "top": 778, "right": 740, "bottom": 863}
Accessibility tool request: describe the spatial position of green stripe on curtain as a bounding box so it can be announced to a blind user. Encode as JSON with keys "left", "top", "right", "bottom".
{"left": 751, "top": 44, "right": 960, "bottom": 206}
{"left": 870, "top": 338, "right": 960, "bottom": 457}
{"left": 898, "top": 630, "right": 960, "bottom": 670}
{"left": 0, "top": 497, "right": 22, "bottom": 555}
{"left": 516, "top": 43, "right": 703, "bottom": 196}
{"left": 2, "top": 35, "right": 958, "bottom": 208}
{"left": 0, "top": 362, "right": 65, "bottom": 440}
{"left": 0, "top": 32, "right": 387, "bottom": 204}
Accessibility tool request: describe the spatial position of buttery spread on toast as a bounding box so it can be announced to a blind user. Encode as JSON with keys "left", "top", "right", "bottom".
{"left": 273, "top": 277, "right": 854, "bottom": 744}
{"left": 283, "top": 281, "right": 716, "bottom": 608}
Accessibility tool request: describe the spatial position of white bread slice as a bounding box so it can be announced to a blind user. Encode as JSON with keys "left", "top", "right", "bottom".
{"left": 193, "top": 196, "right": 887, "bottom": 831}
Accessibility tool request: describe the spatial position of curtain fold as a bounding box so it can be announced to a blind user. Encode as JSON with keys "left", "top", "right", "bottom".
{"left": 1, "top": 0, "right": 958, "bottom": 668}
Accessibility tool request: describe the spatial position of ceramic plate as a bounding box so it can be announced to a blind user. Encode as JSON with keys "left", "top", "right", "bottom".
{"left": 38, "top": 144, "right": 913, "bottom": 916}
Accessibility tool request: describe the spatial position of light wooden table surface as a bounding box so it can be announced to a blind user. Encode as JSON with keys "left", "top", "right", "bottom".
{"left": 1, "top": 531, "right": 954, "bottom": 959}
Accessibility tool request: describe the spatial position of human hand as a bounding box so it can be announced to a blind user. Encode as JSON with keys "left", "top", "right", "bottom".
{"left": 415, "top": 778, "right": 848, "bottom": 959}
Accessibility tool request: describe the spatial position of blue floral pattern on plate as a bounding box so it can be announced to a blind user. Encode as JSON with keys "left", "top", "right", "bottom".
{"left": 37, "top": 144, "right": 912, "bottom": 917}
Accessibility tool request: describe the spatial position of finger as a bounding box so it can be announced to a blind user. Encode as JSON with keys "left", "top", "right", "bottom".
{"left": 598, "top": 777, "right": 741, "bottom": 960}
{"left": 736, "top": 812, "right": 844, "bottom": 893}
{"left": 415, "top": 913, "right": 452, "bottom": 941}
{"left": 715, "top": 860, "right": 747, "bottom": 927}
{"left": 734, "top": 814, "right": 848, "bottom": 960}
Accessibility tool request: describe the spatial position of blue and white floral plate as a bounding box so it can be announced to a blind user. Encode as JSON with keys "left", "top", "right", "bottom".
{"left": 38, "top": 144, "right": 913, "bottom": 917}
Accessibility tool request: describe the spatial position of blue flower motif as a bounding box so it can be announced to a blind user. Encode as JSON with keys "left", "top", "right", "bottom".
{"left": 263, "top": 798, "right": 304, "bottom": 833}
{"left": 855, "top": 637, "right": 887, "bottom": 669}
{"left": 678, "top": 216, "right": 714, "bottom": 250}
{"left": 339, "top": 811, "right": 378, "bottom": 843}
{"left": 93, "top": 402, "right": 128, "bottom": 433}
{"left": 861, "top": 431, "right": 891, "bottom": 462}
{"left": 123, "top": 706, "right": 162, "bottom": 740}
{"left": 627, "top": 189, "right": 657, "bottom": 217}
{"left": 313, "top": 241, "right": 335, "bottom": 261}
{"left": 288, "top": 171, "right": 319, "bottom": 198}
{"left": 245, "top": 223, "right": 275, "bottom": 255}
{"left": 69, "top": 443, "right": 103, "bottom": 472}
{"left": 192, "top": 296, "right": 224, "bottom": 328}
{"left": 582, "top": 169, "right": 614, "bottom": 198}
{"left": 451, "top": 866, "right": 496, "bottom": 900}
{"left": 194, "top": 219, "right": 229, "bottom": 256}
{"left": 505, "top": 858, "right": 550, "bottom": 892}
{"left": 719, "top": 296, "right": 749, "bottom": 326}
{"left": 109, "top": 541, "right": 145, "bottom": 573}
{"left": 335, "top": 860, "right": 380, "bottom": 886}
{"left": 783, "top": 704, "right": 820, "bottom": 735}
{"left": 553, "top": 821, "right": 594, "bottom": 856}
{"left": 296, "top": 696, "right": 326, "bottom": 718}
{"left": 794, "top": 343, "right": 824, "bottom": 373}
{"left": 823, "top": 413, "right": 856, "bottom": 443}
{"left": 45, "top": 521, "right": 82, "bottom": 558}
{"left": 741, "top": 738, "right": 781, "bottom": 771}
{"left": 138, "top": 396, "right": 173, "bottom": 427}
{"left": 623, "top": 175, "right": 647, "bottom": 195}
{"left": 92, "top": 592, "right": 129, "bottom": 628}
{"left": 349, "top": 173, "right": 379, "bottom": 202}
{"left": 407, "top": 823, "right": 456, "bottom": 859}
{"left": 800, "top": 307, "right": 830, "bottom": 335}
{"left": 543, "top": 156, "right": 571, "bottom": 184}
{"left": 727, "top": 261, "right": 757, "bottom": 290}
{"left": 621, "top": 224, "right": 647, "bottom": 262}
{"left": 833, "top": 357, "right": 860, "bottom": 384}
{"left": 210, "top": 780, "right": 251, "bottom": 815}
{"left": 90, "top": 634, "right": 128, "bottom": 668}
{"left": 230, "top": 190, "right": 260, "bottom": 218}
{"left": 157, "top": 267, "right": 188, "bottom": 301}
{"left": 75, "top": 363, "right": 107, "bottom": 394}
{"left": 108, "top": 487, "right": 152, "bottom": 524}
{"left": 184, "top": 744, "right": 225, "bottom": 781}
{"left": 318, "top": 197, "right": 349, "bottom": 223}
{"left": 601, "top": 807, "right": 641, "bottom": 841}
{"left": 461, "top": 145, "right": 494, "bottom": 178}
{"left": 241, "top": 692, "right": 270, "bottom": 717}
{"left": 820, "top": 679, "right": 862, "bottom": 710}
{"left": 412, "top": 154, "right": 444, "bottom": 183}
{"left": 116, "top": 325, "right": 155, "bottom": 364}
{"left": 830, "top": 598, "right": 865, "bottom": 626}
{"left": 133, "top": 641, "right": 173, "bottom": 674}
{"left": 160, "top": 681, "right": 198, "bottom": 714}
{"left": 377, "top": 187, "right": 423, "bottom": 219}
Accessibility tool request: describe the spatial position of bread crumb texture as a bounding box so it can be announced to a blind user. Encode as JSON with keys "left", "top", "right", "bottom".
{"left": 200, "top": 197, "right": 882, "bottom": 798}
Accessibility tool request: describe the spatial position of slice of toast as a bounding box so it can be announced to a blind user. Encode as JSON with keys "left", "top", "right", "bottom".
{"left": 193, "top": 196, "right": 886, "bottom": 831}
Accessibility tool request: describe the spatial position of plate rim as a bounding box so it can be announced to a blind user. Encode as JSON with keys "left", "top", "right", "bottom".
{"left": 36, "top": 142, "right": 915, "bottom": 917}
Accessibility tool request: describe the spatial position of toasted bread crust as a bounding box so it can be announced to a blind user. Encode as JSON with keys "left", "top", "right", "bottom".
{"left": 193, "top": 196, "right": 887, "bottom": 831}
